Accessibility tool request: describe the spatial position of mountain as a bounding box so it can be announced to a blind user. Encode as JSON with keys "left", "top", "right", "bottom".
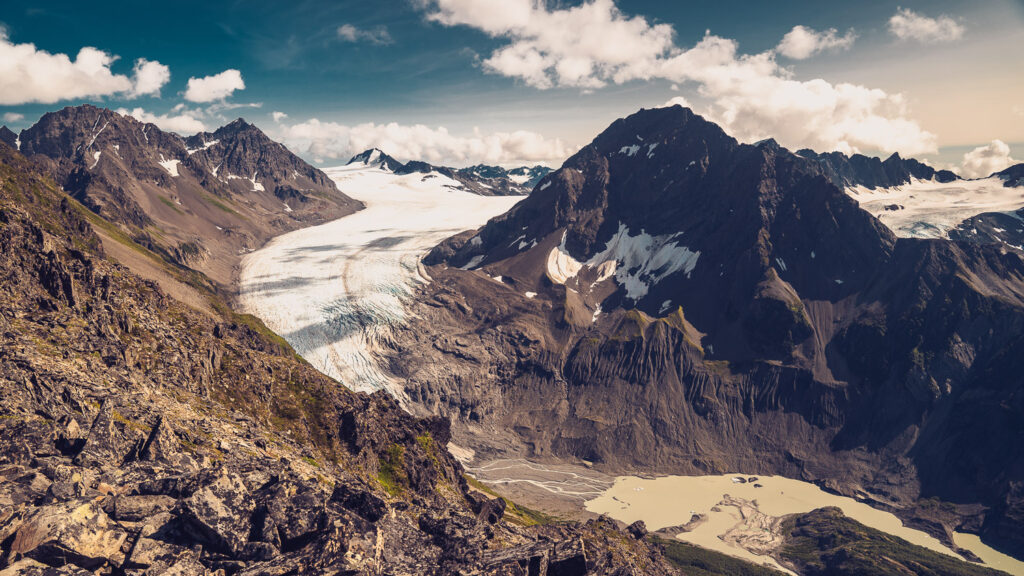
{"left": 346, "top": 149, "right": 550, "bottom": 196}
{"left": 16, "top": 105, "right": 362, "bottom": 286}
{"left": 797, "top": 148, "right": 959, "bottom": 189}
{"left": 507, "top": 165, "right": 552, "bottom": 188}
{"left": 0, "top": 126, "right": 16, "bottom": 148}
{"left": 346, "top": 147, "right": 404, "bottom": 171}
{"left": 995, "top": 163, "right": 1024, "bottom": 187}
{"left": 397, "top": 160, "right": 550, "bottom": 196}
{"left": 460, "top": 164, "right": 553, "bottom": 192}
{"left": 387, "top": 105, "right": 1024, "bottom": 558}
{"left": 0, "top": 133, "right": 674, "bottom": 574}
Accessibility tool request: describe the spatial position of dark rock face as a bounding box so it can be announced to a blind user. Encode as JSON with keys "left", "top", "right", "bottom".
{"left": 995, "top": 163, "right": 1024, "bottom": 187}
{"left": 392, "top": 157, "right": 551, "bottom": 196}
{"left": 391, "top": 106, "right": 1024, "bottom": 558}
{"left": 797, "top": 148, "right": 959, "bottom": 189}
{"left": 0, "top": 144, "right": 672, "bottom": 575}
{"left": 16, "top": 105, "right": 362, "bottom": 285}
{"left": 0, "top": 126, "right": 17, "bottom": 148}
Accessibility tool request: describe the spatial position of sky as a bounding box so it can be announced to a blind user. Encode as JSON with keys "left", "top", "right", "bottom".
{"left": 1, "top": 0, "right": 1022, "bottom": 175}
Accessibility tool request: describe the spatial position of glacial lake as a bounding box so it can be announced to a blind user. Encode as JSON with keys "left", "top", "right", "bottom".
{"left": 585, "top": 474, "right": 1024, "bottom": 575}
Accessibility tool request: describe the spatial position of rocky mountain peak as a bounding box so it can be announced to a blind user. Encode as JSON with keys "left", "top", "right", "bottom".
{"left": 995, "top": 163, "right": 1024, "bottom": 187}
{"left": 0, "top": 125, "right": 17, "bottom": 148}
{"left": 430, "top": 104, "right": 894, "bottom": 324}
{"left": 346, "top": 147, "right": 404, "bottom": 171}
{"left": 14, "top": 104, "right": 361, "bottom": 285}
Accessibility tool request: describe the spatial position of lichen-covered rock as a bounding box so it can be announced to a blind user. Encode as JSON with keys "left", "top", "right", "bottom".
{"left": 180, "top": 472, "right": 254, "bottom": 556}
{"left": 9, "top": 500, "right": 127, "bottom": 569}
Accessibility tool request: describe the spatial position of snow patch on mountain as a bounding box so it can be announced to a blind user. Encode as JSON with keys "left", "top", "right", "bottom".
{"left": 186, "top": 139, "right": 219, "bottom": 155}
{"left": 545, "top": 223, "right": 701, "bottom": 300}
{"left": 545, "top": 231, "right": 586, "bottom": 284}
{"left": 158, "top": 155, "right": 181, "bottom": 177}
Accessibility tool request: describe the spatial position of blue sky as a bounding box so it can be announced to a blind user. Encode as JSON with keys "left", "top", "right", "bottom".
{"left": 1, "top": 0, "right": 1022, "bottom": 174}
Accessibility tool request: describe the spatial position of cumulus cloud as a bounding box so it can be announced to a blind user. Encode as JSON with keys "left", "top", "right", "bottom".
{"left": 427, "top": 0, "right": 675, "bottom": 90}
{"left": 184, "top": 69, "right": 245, "bottom": 103}
{"left": 960, "top": 140, "right": 1017, "bottom": 179}
{"left": 0, "top": 31, "right": 170, "bottom": 105}
{"left": 776, "top": 25, "right": 856, "bottom": 60}
{"left": 337, "top": 24, "right": 393, "bottom": 45}
{"left": 116, "top": 107, "right": 207, "bottom": 134}
{"left": 888, "top": 8, "right": 964, "bottom": 43}
{"left": 128, "top": 58, "right": 171, "bottom": 98}
{"left": 662, "top": 96, "right": 691, "bottom": 109}
{"left": 275, "top": 117, "right": 571, "bottom": 166}
{"left": 272, "top": 111, "right": 288, "bottom": 123}
{"left": 3, "top": 112, "right": 24, "bottom": 123}
{"left": 421, "top": 0, "right": 937, "bottom": 155}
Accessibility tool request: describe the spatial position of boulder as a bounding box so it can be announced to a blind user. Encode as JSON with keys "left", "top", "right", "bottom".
{"left": 123, "top": 537, "right": 205, "bottom": 576}
{"left": 259, "top": 480, "right": 327, "bottom": 550}
{"left": 626, "top": 520, "right": 647, "bottom": 539}
{"left": 330, "top": 482, "right": 386, "bottom": 522}
{"left": 180, "top": 471, "right": 254, "bottom": 556}
{"left": 8, "top": 500, "right": 127, "bottom": 569}
{"left": 111, "top": 494, "right": 177, "bottom": 522}
{"left": 73, "top": 402, "right": 146, "bottom": 469}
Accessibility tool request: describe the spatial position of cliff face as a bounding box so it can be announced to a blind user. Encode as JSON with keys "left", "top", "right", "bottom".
{"left": 0, "top": 141, "right": 673, "bottom": 574}
{"left": 388, "top": 106, "right": 1024, "bottom": 557}
{"left": 16, "top": 105, "right": 362, "bottom": 286}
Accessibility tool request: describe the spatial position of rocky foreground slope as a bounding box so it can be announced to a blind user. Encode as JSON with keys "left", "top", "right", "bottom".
{"left": 0, "top": 142, "right": 673, "bottom": 574}
{"left": 385, "top": 106, "right": 1024, "bottom": 558}
{"left": 11, "top": 105, "right": 362, "bottom": 286}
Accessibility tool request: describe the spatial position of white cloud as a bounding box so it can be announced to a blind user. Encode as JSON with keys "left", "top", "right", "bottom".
{"left": 116, "top": 107, "right": 207, "bottom": 134}
{"left": 184, "top": 69, "right": 245, "bottom": 103}
{"left": 776, "top": 25, "right": 856, "bottom": 60}
{"left": 0, "top": 30, "right": 170, "bottom": 105}
{"left": 3, "top": 112, "right": 24, "bottom": 123}
{"left": 662, "top": 96, "right": 691, "bottom": 109}
{"left": 337, "top": 24, "right": 393, "bottom": 45}
{"left": 960, "top": 140, "right": 1017, "bottom": 179}
{"left": 888, "top": 8, "right": 964, "bottom": 44}
{"left": 128, "top": 58, "right": 171, "bottom": 98}
{"left": 275, "top": 117, "right": 571, "bottom": 166}
{"left": 427, "top": 0, "right": 675, "bottom": 90}
{"left": 272, "top": 111, "right": 288, "bottom": 123}
{"left": 422, "top": 1, "right": 937, "bottom": 155}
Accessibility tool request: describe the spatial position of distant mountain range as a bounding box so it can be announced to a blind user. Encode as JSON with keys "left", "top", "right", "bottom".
{"left": 389, "top": 105, "right": 1024, "bottom": 559}
{"left": 3, "top": 105, "right": 362, "bottom": 286}
{"left": 346, "top": 147, "right": 551, "bottom": 196}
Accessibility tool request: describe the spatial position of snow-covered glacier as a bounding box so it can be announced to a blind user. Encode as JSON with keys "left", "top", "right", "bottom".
{"left": 237, "top": 165, "right": 522, "bottom": 401}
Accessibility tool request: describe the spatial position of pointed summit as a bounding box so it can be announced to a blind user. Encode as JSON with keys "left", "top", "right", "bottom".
{"left": 0, "top": 126, "right": 17, "bottom": 149}
{"left": 346, "top": 148, "right": 404, "bottom": 171}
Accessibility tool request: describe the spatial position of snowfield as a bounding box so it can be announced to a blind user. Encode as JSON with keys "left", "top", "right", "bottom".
{"left": 847, "top": 177, "right": 1024, "bottom": 238}
{"left": 237, "top": 165, "right": 521, "bottom": 401}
